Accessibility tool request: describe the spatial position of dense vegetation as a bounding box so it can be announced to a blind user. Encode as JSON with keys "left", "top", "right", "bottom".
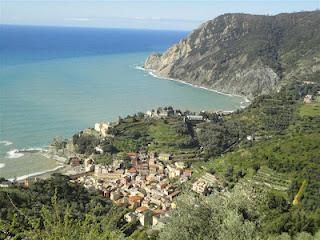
{"left": 0, "top": 174, "right": 140, "bottom": 239}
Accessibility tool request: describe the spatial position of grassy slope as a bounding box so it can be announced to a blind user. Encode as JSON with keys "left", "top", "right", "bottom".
{"left": 299, "top": 96, "right": 320, "bottom": 116}
{"left": 193, "top": 89, "right": 320, "bottom": 208}
{"left": 113, "top": 117, "right": 195, "bottom": 153}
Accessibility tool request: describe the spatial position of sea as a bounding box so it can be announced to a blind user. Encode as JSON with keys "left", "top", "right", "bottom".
{"left": 0, "top": 25, "right": 245, "bottom": 179}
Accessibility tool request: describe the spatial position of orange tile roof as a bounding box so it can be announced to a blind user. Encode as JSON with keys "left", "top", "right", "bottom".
{"left": 153, "top": 209, "right": 162, "bottom": 216}
{"left": 128, "top": 195, "right": 142, "bottom": 202}
{"left": 127, "top": 152, "right": 137, "bottom": 157}
{"left": 135, "top": 206, "right": 147, "bottom": 213}
{"left": 128, "top": 167, "right": 137, "bottom": 173}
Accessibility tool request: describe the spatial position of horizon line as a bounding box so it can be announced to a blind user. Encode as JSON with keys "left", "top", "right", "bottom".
{"left": 0, "top": 23, "right": 192, "bottom": 32}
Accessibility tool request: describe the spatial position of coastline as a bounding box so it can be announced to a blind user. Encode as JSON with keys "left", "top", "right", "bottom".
{"left": 3, "top": 148, "right": 67, "bottom": 182}
{"left": 8, "top": 164, "right": 65, "bottom": 182}
{"left": 135, "top": 66, "right": 251, "bottom": 105}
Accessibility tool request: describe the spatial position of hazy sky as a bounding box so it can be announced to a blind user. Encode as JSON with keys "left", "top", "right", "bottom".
{"left": 1, "top": 0, "right": 319, "bottom": 30}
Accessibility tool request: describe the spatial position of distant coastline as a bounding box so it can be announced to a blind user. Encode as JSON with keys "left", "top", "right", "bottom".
{"left": 135, "top": 65, "right": 251, "bottom": 107}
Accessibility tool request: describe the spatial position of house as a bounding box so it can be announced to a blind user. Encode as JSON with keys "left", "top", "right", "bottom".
{"left": 128, "top": 167, "right": 137, "bottom": 174}
{"left": 84, "top": 158, "right": 94, "bottom": 172}
{"left": 139, "top": 210, "right": 153, "bottom": 226}
{"left": 175, "top": 162, "right": 185, "bottom": 169}
{"left": 102, "top": 189, "right": 111, "bottom": 198}
{"left": 112, "top": 159, "right": 123, "bottom": 169}
{"left": 95, "top": 146, "right": 104, "bottom": 154}
{"left": 116, "top": 197, "right": 129, "bottom": 206}
{"left": 168, "top": 190, "right": 180, "bottom": 201}
{"left": 150, "top": 197, "right": 162, "bottom": 206}
{"left": 136, "top": 163, "right": 149, "bottom": 176}
{"left": 185, "top": 115, "right": 204, "bottom": 122}
{"left": 183, "top": 168, "right": 192, "bottom": 178}
{"left": 135, "top": 206, "right": 148, "bottom": 214}
{"left": 94, "top": 122, "right": 109, "bottom": 137}
{"left": 303, "top": 81, "right": 316, "bottom": 85}
{"left": 167, "top": 165, "right": 181, "bottom": 179}
{"left": 128, "top": 195, "right": 143, "bottom": 209}
{"left": 69, "top": 157, "right": 81, "bottom": 167}
{"left": 131, "top": 158, "right": 139, "bottom": 167}
{"left": 145, "top": 110, "right": 153, "bottom": 117}
{"left": 149, "top": 164, "right": 158, "bottom": 174}
{"left": 110, "top": 191, "right": 122, "bottom": 201}
{"left": 304, "top": 95, "right": 313, "bottom": 104}
{"left": 127, "top": 152, "right": 138, "bottom": 160}
{"left": 120, "top": 176, "right": 130, "bottom": 185}
{"left": 0, "top": 180, "right": 13, "bottom": 188}
{"left": 192, "top": 180, "right": 208, "bottom": 195}
{"left": 202, "top": 173, "right": 219, "bottom": 185}
{"left": 124, "top": 212, "right": 138, "bottom": 223}
{"left": 158, "top": 153, "right": 172, "bottom": 161}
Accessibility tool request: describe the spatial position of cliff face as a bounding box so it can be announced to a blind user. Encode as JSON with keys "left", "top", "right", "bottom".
{"left": 144, "top": 11, "right": 320, "bottom": 98}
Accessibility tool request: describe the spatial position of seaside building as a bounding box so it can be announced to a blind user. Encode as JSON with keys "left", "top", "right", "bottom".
{"left": 94, "top": 122, "right": 110, "bottom": 137}
{"left": 84, "top": 158, "right": 95, "bottom": 172}
{"left": 69, "top": 156, "right": 81, "bottom": 167}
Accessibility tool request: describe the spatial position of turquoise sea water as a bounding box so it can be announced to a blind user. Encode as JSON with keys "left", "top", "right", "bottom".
{"left": 0, "top": 26, "right": 244, "bottom": 178}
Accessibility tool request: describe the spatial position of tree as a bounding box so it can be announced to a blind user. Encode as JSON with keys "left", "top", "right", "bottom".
{"left": 159, "top": 186, "right": 259, "bottom": 240}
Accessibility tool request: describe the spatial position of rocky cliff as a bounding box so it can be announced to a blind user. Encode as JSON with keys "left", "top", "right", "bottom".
{"left": 144, "top": 11, "right": 320, "bottom": 98}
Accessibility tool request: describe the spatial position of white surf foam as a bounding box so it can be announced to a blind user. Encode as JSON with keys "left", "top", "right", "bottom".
{"left": 19, "top": 147, "right": 45, "bottom": 152}
{"left": 6, "top": 149, "right": 24, "bottom": 159}
{"left": 0, "top": 163, "right": 5, "bottom": 169}
{"left": 0, "top": 140, "right": 13, "bottom": 146}
{"left": 134, "top": 65, "right": 145, "bottom": 71}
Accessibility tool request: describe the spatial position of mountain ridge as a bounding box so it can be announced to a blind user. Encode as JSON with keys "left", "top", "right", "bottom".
{"left": 144, "top": 11, "right": 320, "bottom": 99}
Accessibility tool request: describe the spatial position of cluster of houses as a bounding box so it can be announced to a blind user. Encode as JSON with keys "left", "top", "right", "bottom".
{"left": 73, "top": 151, "right": 193, "bottom": 227}
{"left": 145, "top": 107, "right": 208, "bottom": 124}
{"left": 145, "top": 107, "right": 176, "bottom": 118}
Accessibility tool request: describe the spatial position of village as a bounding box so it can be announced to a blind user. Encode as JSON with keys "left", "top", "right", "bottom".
{"left": 0, "top": 106, "right": 228, "bottom": 229}
{"left": 68, "top": 148, "right": 220, "bottom": 228}
{"left": 64, "top": 107, "right": 225, "bottom": 228}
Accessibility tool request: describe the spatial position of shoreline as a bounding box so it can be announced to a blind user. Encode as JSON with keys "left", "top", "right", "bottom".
{"left": 135, "top": 66, "right": 251, "bottom": 105}
{"left": 3, "top": 148, "right": 68, "bottom": 182}
{"left": 8, "top": 164, "right": 65, "bottom": 182}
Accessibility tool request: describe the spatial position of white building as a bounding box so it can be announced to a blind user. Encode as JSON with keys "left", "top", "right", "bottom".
{"left": 94, "top": 122, "right": 110, "bottom": 137}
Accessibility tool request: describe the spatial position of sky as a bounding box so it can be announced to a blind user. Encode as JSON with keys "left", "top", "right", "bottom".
{"left": 0, "top": 0, "right": 319, "bottom": 30}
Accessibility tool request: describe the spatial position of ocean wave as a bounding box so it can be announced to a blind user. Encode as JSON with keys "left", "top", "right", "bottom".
{"left": 8, "top": 165, "right": 64, "bottom": 181}
{"left": 0, "top": 140, "right": 13, "bottom": 146}
{"left": 0, "top": 163, "right": 5, "bottom": 169}
{"left": 6, "top": 149, "right": 24, "bottom": 159}
{"left": 5, "top": 147, "right": 48, "bottom": 159}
